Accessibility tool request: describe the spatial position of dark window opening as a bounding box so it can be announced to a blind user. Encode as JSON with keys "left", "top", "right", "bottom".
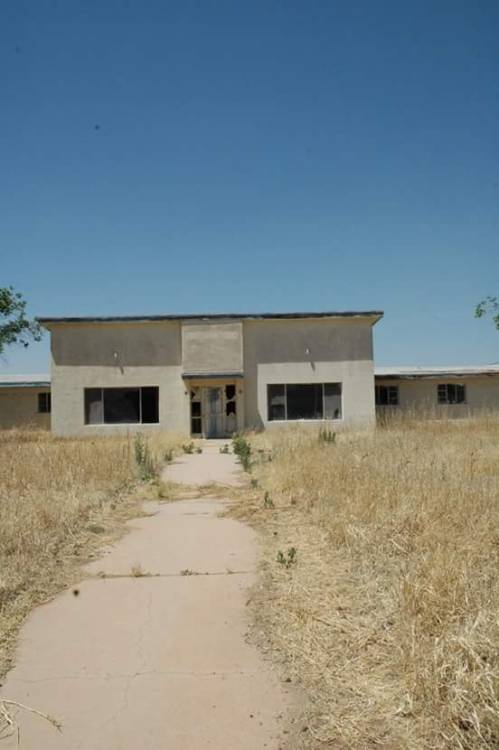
{"left": 267, "top": 383, "right": 342, "bottom": 421}
{"left": 437, "top": 383, "right": 466, "bottom": 404}
{"left": 141, "top": 387, "right": 159, "bottom": 423}
{"left": 84, "top": 387, "right": 159, "bottom": 424}
{"left": 191, "top": 389, "right": 202, "bottom": 434}
{"left": 225, "top": 384, "right": 236, "bottom": 400}
{"left": 375, "top": 385, "right": 399, "bottom": 406}
{"left": 38, "top": 392, "right": 51, "bottom": 414}
{"left": 104, "top": 388, "right": 140, "bottom": 424}
{"left": 287, "top": 384, "right": 323, "bottom": 420}
{"left": 226, "top": 401, "right": 236, "bottom": 416}
{"left": 191, "top": 417, "right": 202, "bottom": 434}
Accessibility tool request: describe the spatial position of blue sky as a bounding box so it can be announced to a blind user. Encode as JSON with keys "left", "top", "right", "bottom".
{"left": 2, "top": 0, "right": 498, "bottom": 373}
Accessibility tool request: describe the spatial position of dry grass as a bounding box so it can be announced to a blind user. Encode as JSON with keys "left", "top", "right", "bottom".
{"left": 0, "top": 428, "right": 183, "bottom": 679}
{"left": 235, "top": 418, "right": 499, "bottom": 749}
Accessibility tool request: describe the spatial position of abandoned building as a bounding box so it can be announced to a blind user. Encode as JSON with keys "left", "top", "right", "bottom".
{"left": 1, "top": 311, "right": 499, "bottom": 435}
{"left": 0, "top": 374, "right": 51, "bottom": 430}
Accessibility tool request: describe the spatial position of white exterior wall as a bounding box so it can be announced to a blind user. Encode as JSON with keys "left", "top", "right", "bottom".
{"left": 376, "top": 376, "right": 499, "bottom": 416}
{"left": 243, "top": 318, "right": 376, "bottom": 429}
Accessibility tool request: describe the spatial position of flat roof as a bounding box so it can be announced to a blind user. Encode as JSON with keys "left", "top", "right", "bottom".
{"left": 0, "top": 374, "right": 51, "bottom": 388}
{"left": 38, "top": 310, "right": 384, "bottom": 325}
{"left": 375, "top": 365, "right": 499, "bottom": 379}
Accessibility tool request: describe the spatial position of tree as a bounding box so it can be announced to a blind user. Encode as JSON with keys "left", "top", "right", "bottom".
{"left": 475, "top": 296, "right": 499, "bottom": 330}
{"left": 0, "top": 287, "right": 42, "bottom": 355}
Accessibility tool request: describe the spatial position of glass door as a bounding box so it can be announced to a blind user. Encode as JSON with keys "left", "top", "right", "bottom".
{"left": 205, "top": 387, "right": 224, "bottom": 437}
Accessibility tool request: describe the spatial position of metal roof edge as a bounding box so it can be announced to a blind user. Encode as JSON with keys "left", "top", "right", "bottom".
{"left": 375, "top": 365, "right": 499, "bottom": 379}
{"left": 37, "top": 310, "right": 384, "bottom": 325}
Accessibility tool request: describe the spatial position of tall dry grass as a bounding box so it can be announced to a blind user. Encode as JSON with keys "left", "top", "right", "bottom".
{"left": 242, "top": 418, "right": 499, "bottom": 749}
{"left": 0, "top": 429, "right": 182, "bottom": 677}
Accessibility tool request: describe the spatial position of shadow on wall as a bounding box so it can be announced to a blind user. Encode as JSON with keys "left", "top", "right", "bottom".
{"left": 50, "top": 323, "right": 182, "bottom": 367}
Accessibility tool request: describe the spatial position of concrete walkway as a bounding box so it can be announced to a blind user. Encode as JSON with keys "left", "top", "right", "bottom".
{"left": 1, "top": 445, "right": 289, "bottom": 748}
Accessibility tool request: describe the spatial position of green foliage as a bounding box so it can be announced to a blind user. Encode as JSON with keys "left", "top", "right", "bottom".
{"left": 219, "top": 444, "right": 230, "bottom": 454}
{"left": 232, "top": 434, "right": 252, "bottom": 471}
{"left": 133, "top": 433, "right": 157, "bottom": 481}
{"left": 163, "top": 448, "right": 173, "bottom": 463}
{"left": 475, "top": 296, "right": 499, "bottom": 330}
{"left": 319, "top": 426, "right": 336, "bottom": 444}
{"left": 250, "top": 477, "right": 258, "bottom": 488}
{"left": 182, "top": 442, "right": 195, "bottom": 454}
{"left": 276, "top": 547, "right": 297, "bottom": 568}
{"left": 0, "top": 286, "right": 42, "bottom": 354}
{"left": 263, "top": 491, "right": 274, "bottom": 509}
{"left": 195, "top": 446, "right": 203, "bottom": 454}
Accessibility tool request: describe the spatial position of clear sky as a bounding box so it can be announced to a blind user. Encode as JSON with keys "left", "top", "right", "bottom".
{"left": 2, "top": 0, "right": 498, "bottom": 373}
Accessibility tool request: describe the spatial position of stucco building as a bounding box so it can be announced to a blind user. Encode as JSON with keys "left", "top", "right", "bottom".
{"left": 374, "top": 365, "right": 499, "bottom": 416}
{"left": 2, "top": 311, "right": 499, "bottom": 434}
{"left": 36, "top": 310, "right": 382, "bottom": 437}
{"left": 0, "top": 374, "right": 51, "bottom": 430}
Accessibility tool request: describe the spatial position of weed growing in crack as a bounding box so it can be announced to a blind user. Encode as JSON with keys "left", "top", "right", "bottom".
{"left": 277, "top": 547, "right": 297, "bottom": 569}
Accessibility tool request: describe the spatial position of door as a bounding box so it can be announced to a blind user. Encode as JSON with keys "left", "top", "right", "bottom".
{"left": 205, "top": 387, "right": 224, "bottom": 438}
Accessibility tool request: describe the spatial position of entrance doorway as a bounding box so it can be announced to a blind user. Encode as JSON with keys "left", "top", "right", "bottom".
{"left": 206, "top": 387, "right": 223, "bottom": 438}
{"left": 190, "top": 384, "right": 238, "bottom": 438}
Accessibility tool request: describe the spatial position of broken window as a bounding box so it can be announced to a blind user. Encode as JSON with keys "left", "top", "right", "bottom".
{"left": 85, "top": 388, "right": 104, "bottom": 424}
{"left": 84, "top": 387, "right": 159, "bottom": 424}
{"left": 375, "top": 385, "right": 399, "bottom": 406}
{"left": 437, "top": 383, "right": 466, "bottom": 404}
{"left": 268, "top": 384, "right": 285, "bottom": 421}
{"left": 267, "top": 383, "right": 342, "bottom": 421}
{"left": 38, "top": 392, "right": 51, "bottom": 414}
{"left": 324, "top": 383, "right": 342, "bottom": 419}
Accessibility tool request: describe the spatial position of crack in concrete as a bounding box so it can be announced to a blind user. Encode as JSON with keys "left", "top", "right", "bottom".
{"left": 89, "top": 570, "right": 254, "bottom": 579}
{"left": 8, "top": 669, "right": 263, "bottom": 684}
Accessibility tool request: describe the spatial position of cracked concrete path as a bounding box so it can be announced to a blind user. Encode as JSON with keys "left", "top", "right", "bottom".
{"left": 1, "top": 444, "right": 290, "bottom": 748}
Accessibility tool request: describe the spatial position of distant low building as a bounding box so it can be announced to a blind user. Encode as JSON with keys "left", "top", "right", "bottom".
{"left": 374, "top": 366, "right": 499, "bottom": 416}
{"left": 0, "top": 374, "right": 51, "bottom": 430}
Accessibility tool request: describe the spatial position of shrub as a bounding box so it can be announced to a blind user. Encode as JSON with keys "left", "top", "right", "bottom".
{"left": 232, "top": 434, "right": 252, "bottom": 472}
{"left": 318, "top": 426, "right": 336, "bottom": 444}
{"left": 133, "top": 433, "right": 157, "bottom": 480}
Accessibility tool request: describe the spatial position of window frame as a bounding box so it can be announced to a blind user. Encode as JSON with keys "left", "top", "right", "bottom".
{"left": 437, "top": 383, "right": 467, "bottom": 405}
{"left": 84, "top": 387, "right": 160, "bottom": 425}
{"left": 375, "top": 384, "right": 399, "bottom": 406}
{"left": 267, "top": 383, "right": 342, "bottom": 422}
{"left": 38, "top": 392, "right": 51, "bottom": 414}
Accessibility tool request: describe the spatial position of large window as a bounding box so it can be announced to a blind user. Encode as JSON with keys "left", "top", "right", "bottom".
{"left": 375, "top": 385, "right": 399, "bottom": 406}
{"left": 267, "top": 383, "right": 342, "bottom": 421}
{"left": 437, "top": 383, "right": 466, "bottom": 405}
{"left": 84, "top": 387, "right": 159, "bottom": 424}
